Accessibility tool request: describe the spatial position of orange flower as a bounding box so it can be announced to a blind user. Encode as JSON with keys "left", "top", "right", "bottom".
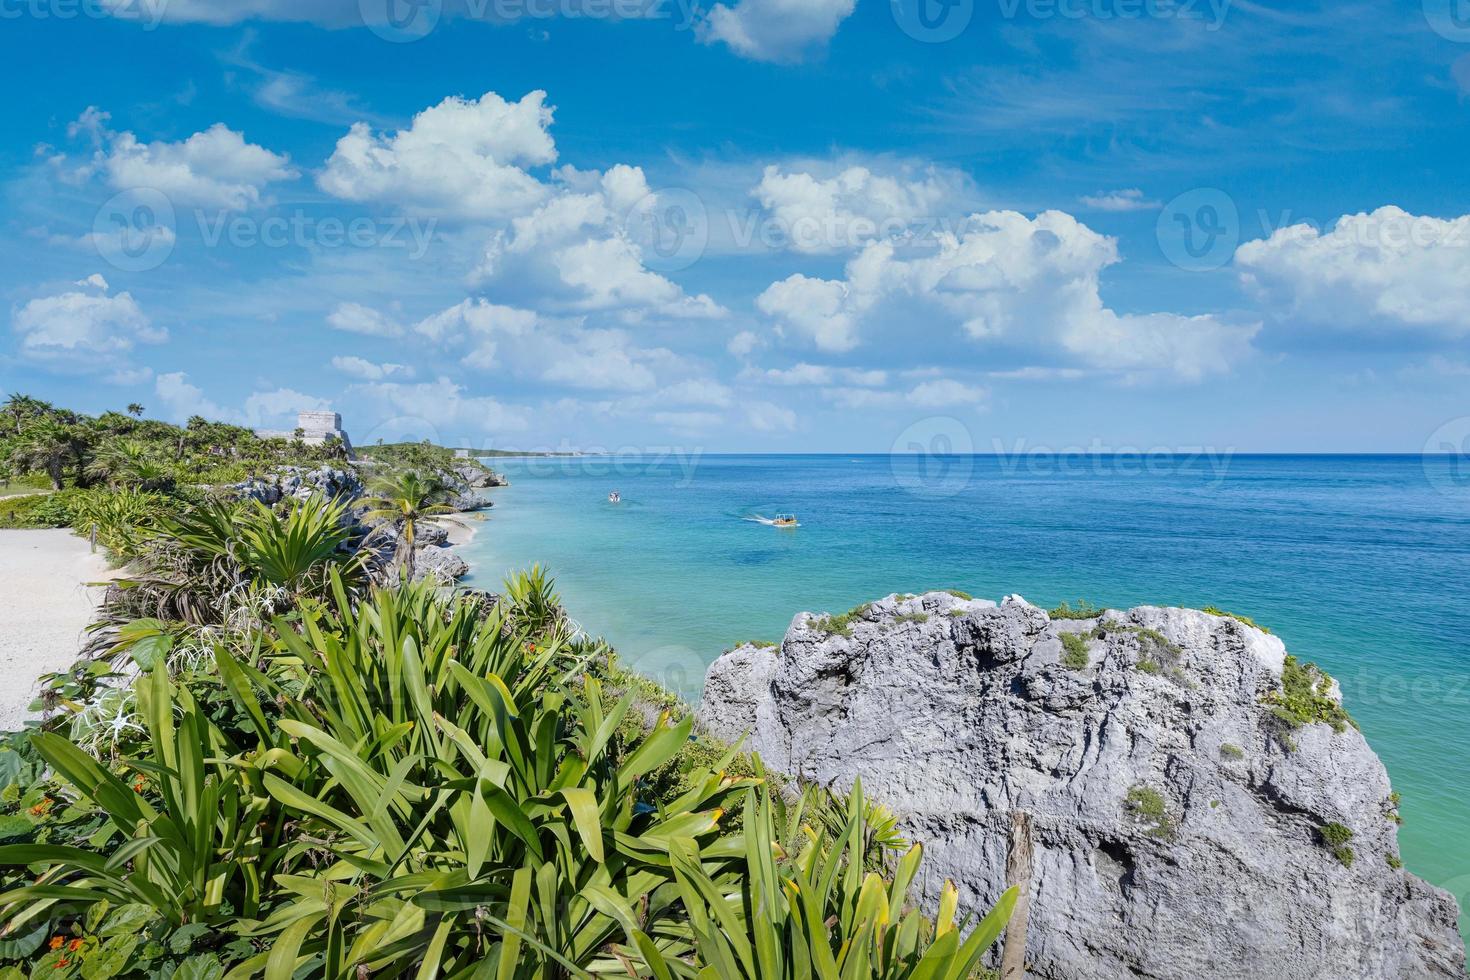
{"left": 48, "top": 936, "right": 63, "bottom": 950}
{"left": 67, "top": 939, "right": 82, "bottom": 952}
{"left": 55, "top": 959, "right": 69, "bottom": 968}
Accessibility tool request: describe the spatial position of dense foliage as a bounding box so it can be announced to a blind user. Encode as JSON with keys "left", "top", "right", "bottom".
{"left": 0, "top": 393, "right": 1014, "bottom": 977}
{"left": 0, "top": 560, "right": 1013, "bottom": 978}
{"left": 0, "top": 394, "right": 341, "bottom": 506}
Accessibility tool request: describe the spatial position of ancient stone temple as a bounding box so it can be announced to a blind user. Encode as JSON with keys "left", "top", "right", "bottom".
{"left": 256, "top": 411, "right": 354, "bottom": 455}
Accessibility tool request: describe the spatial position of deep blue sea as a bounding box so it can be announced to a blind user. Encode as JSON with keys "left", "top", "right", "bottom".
{"left": 460, "top": 453, "right": 1470, "bottom": 922}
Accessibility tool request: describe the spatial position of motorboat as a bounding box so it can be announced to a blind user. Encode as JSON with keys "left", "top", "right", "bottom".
{"left": 608, "top": 490, "right": 621, "bottom": 503}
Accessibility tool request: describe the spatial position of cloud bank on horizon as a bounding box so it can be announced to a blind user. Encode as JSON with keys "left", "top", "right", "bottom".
{"left": 3, "top": 0, "right": 1468, "bottom": 452}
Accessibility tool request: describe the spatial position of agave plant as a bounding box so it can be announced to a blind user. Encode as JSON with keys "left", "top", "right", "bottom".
{"left": 69, "top": 486, "right": 168, "bottom": 561}
{"left": 205, "top": 574, "right": 758, "bottom": 978}
{"left": 637, "top": 781, "right": 1017, "bottom": 980}
{"left": 0, "top": 666, "right": 281, "bottom": 932}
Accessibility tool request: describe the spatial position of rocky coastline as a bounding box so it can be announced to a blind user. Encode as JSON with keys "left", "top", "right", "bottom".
{"left": 228, "top": 457, "right": 499, "bottom": 585}
{"left": 698, "top": 590, "right": 1467, "bottom": 980}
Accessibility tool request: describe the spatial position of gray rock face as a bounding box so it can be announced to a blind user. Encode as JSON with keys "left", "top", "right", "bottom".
{"left": 411, "top": 545, "right": 469, "bottom": 583}
{"left": 451, "top": 462, "right": 506, "bottom": 489}
{"left": 229, "top": 466, "right": 364, "bottom": 504}
{"left": 697, "top": 592, "right": 1465, "bottom": 980}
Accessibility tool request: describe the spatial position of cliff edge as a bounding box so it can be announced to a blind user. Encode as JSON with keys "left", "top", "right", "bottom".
{"left": 697, "top": 591, "right": 1465, "bottom": 980}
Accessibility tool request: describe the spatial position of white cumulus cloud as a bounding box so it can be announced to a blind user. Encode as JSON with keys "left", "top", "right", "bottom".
{"left": 699, "top": 0, "right": 855, "bottom": 62}
{"left": 12, "top": 275, "right": 165, "bottom": 366}
{"left": 1235, "top": 206, "right": 1470, "bottom": 337}
{"left": 319, "top": 91, "right": 556, "bottom": 220}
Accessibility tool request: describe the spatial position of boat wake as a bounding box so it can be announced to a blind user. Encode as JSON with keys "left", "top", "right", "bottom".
{"left": 744, "top": 514, "right": 801, "bottom": 527}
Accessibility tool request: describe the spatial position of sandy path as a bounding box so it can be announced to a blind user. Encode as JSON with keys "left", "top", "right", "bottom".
{"left": 0, "top": 530, "right": 118, "bottom": 731}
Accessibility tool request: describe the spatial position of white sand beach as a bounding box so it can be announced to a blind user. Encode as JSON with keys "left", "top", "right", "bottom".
{"left": 0, "top": 529, "right": 118, "bottom": 731}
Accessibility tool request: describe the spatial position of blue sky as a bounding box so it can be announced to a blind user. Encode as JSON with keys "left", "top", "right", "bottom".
{"left": 2, "top": 0, "right": 1469, "bottom": 452}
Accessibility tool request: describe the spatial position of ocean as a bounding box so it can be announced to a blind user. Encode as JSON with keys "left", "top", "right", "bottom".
{"left": 459, "top": 453, "right": 1470, "bottom": 922}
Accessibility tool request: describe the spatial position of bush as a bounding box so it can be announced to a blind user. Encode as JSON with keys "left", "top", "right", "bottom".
{"left": 810, "top": 602, "right": 873, "bottom": 637}
{"left": 0, "top": 489, "right": 82, "bottom": 529}
{"left": 1060, "top": 631, "right": 1091, "bottom": 669}
{"left": 1050, "top": 599, "right": 1103, "bottom": 620}
{"left": 1266, "top": 656, "right": 1357, "bottom": 735}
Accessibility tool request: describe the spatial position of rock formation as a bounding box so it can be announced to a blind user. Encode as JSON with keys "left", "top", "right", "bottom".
{"left": 698, "top": 591, "right": 1465, "bottom": 980}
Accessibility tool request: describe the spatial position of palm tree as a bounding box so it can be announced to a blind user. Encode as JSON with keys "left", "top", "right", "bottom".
{"left": 358, "top": 470, "right": 464, "bottom": 581}
{"left": 87, "top": 439, "right": 172, "bottom": 489}
{"left": 2, "top": 393, "right": 50, "bottom": 435}
{"left": 8, "top": 417, "right": 79, "bottom": 490}
{"left": 126, "top": 403, "right": 144, "bottom": 418}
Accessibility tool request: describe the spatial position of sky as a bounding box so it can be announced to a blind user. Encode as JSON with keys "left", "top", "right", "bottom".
{"left": 1, "top": 0, "right": 1469, "bottom": 453}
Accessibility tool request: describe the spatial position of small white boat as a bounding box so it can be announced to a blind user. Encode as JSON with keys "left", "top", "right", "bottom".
{"left": 608, "top": 490, "right": 621, "bottom": 503}
{"left": 772, "top": 513, "right": 799, "bottom": 527}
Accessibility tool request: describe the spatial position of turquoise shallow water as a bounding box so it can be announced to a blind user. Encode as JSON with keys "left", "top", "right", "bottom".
{"left": 460, "top": 453, "right": 1470, "bottom": 925}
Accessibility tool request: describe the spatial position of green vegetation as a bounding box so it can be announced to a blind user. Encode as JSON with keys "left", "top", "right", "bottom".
{"left": 1125, "top": 785, "right": 1176, "bottom": 840}
{"left": 1049, "top": 599, "right": 1103, "bottom": 620}
{"left": 0, "top": 571, "right": 1014, "bottom": 978}
{"left": 359, "top": 469, "right": 464, "bottom": 580}
{"left": 1135, "top": 659, "right": 1162, "bottom": 675}
{"left": 1265, "top": 655, "right": 1357, "bottom": 738}
{"left": 0, "top": 414, "right": 1015, "bottom": 979}
{"left": 1387, "top": 854, "right": 1403, "bottom": 869}
{"left": 1318, "top": 822, "right": 1355, "bottom": 867}
{"left": 1203, "top": 606, "right": 1272, "bottom": 634}
{"left": 945, "top": 589, "right": 973, "bottom": 600}
{"left": 1060, "top": 632, "right": 1091, "bottom": 669}
{"left": 893, "top": 611, "right": 930, "bottom": 625}
{"left": 810, "top": 602, "right": 874, "bottom": 638}
{"left": 1220, "top": 743, "right": 1245, "bottom": 761}
{"left": 1, "top": 394, "right": 349, "bottom": 500}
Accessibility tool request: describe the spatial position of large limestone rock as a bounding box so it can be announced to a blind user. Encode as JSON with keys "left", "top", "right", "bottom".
{"left": 697, "top": 592, "right": 1465, "bottom": 980}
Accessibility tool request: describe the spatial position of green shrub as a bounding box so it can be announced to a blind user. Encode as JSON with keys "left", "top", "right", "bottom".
{"left": 1265, "top": 656, "right": 1357, "bottom": 735}
{"left": 811, "top": 602, "right": 873, "bottom": 637}
{"left": 945, "top": 589, "right": 973, "bottom": 600}
{"left": 1220, "top": 743, "right": 1245, "bottom": 760}
{"left": 1318, "top": 822, "right": 1355, "bottom": 866}
{"left": 0, "top": 489, "right": 82, "bottom": 529}
{"left": 1060, "top": 632, "right": 1090, "bottom": 669}
{"left": 1386, "top": 854, "right": 1403, "bottom": 869}
{"left": 894, "top": 611, "right": 930, "bottom": 625}
{"left": 1125, "top": 785, "right": 1175, "bottom": 839}
{"left": 1050, "top": 599, "right": 1103, "bottom": 620}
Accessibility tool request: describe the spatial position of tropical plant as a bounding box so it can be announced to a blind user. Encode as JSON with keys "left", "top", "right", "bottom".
{"left": 641, "top": 780, "right": 1017, "bottom": 979}
{"left": 126, "top": 403, "right": 144, "bottom": 418}
{"left": 85, "top": 439, "right": 173, "bottom": 490}
{"left": 8, "top": 417, "right": 86, "bottom": 490}
{"left": 358, "top": 469, "right": 463, "bottom": 581}
{"left": 105, "top": 495, "right": 365, "bottom": 630}
{"left": 1, "top": 392, "right": 51, "bottom": 436}
{"left": 68, "top": 487, "right": 167, "bottom": 561}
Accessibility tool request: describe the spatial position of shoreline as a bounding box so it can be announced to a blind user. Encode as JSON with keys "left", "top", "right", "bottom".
{"left": 0, "top": 529, "right": 119, "bottom": 731}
